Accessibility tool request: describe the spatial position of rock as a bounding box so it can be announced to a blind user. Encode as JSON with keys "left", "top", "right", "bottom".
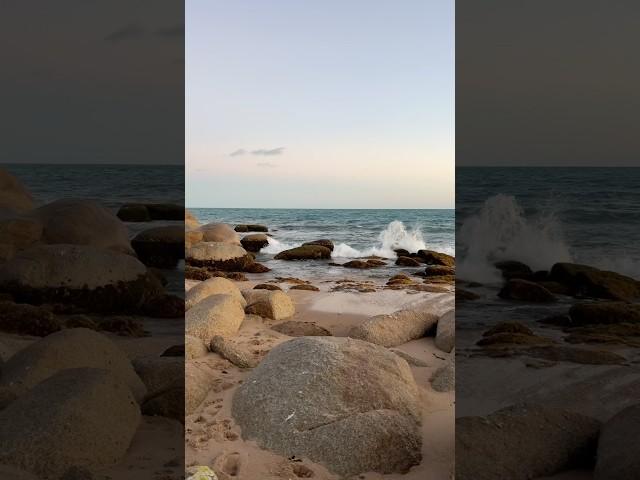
{"left": 456, "top": 288, "right": 480, "bottom": 301}
{"left": 199, "top": 223, "right": 240, "bottom": 244}
{"left": 289, "top": 284, "right": 320, "bottom": 291}
{"left": 232, "top": 337, "right": 422, "bottom": 476}
{"left": 274, "top": 245, "right": 332, "bottom": 260}
{"left": 133, "top": 356, "right": 183, "bottom": 422}
{"left": 243, "top": 290, "right": 295, "bottom": 320}
{"left": 240, "top": 233, "right": 269, "bottom": 252}
{"left": 456, "top": 405, "right": 600, "bottom": 480}
{"left": 185, "top": 361, "right": 215, "bottom": 415}
{"left": 186, "top": 466, "right": 218, "bottom": 480}
{"left": 254, "top": 283, "right": 282, "bottom": 291}
{"left": 366, "top": 258, "right": 387, "bottom": 266}
{"left": 435, "top": 310, "right": 454, "bottom": 353}
{"left": 271, "top": 320, "right": 331, "bottom": 337}
{"left": 143, "top": 385, "right": 184, "bottom": 423}
{"left": 185, "top": 229, "right": 204, "bottom": 249}
{"left": 0, "top": 368, "right": 140, "bottom": 479}
{"left": 483, "top": 321, "right": 534, "bottom": 337}
{"left": 0, "top": 169, "right": 34, "bottom": 212}
{"left": 494, "top": 260, "right": 533, "bottom": 280}
{"left": 0, "top": 466, "right": 39, "bottom": 479}
{"left": 522, "top": 345, "right": 626, "bottom": 365}
{"left": 302, "top": 239, "right": 334, "bottom": 252}
{"left": 395, "top": 256, "right": 422, "bottom": 267}
{"left": 499, "top": 279, "right": 556, "bottom": 302}
{"left": 563, "top": 323, "right": 640, "bottom": 348}
{"left": 210, "top": 335, "right": 257, "bottom": 368}
{"left": 139, "top": 293, "right": 184, "bottom": 318}
{"left": 477, "top": 332, "right": 554, "bottom": 347}
{"left": 349, "top": 308, "right": 439, "bottom": 347}
{"left": 185, "top": 294, "right": 245, "bottom": 342}
{"left": 0, "top": 244, "right": 163, "bottom": 313}
{"left": 424, "top": 265, "right": 455, "bottom": 276}
{"left": 0, "top": 301, "right": 62, "bottom": 336}
{"left": 116, "top": 204, "right": 151, "bottom": 222}
{"left": 32, "top": 199, "right": 134, "bottom": 255}
{"left": 185, "top": 209, "right": 201, "bottom": 229}
{"left": 594, "top": 403, "right": 640, "bottom": 479}
{"left": 244, "top": 261, "right": 271, "bottom": 273}
{"left": 186, "top": 242, "right": 254, "bottom": 271}
{"left": 391, "top": 349, "right": 429, "bottom": 367}
{"left": 0, "top": 328, "right": 146, "bottom": 402}
{"left": 343, "top": 260, "right": 373, "bottom": 269}
{"left": 431, "top": 361, "right": 454, "bottom": 392}
{"left": 417, "top": 250, "right": 455, "bottom": 267}
{"left": 145, "top": 203, "right": 184, "bottom": 221}
{"left": 186, "top": 277, "right": 246, "bottom": 310}
{"left": 569, "top": 302, "right": 640, "bottom": 326}
{"left": 0, "top": 214, "right": 42, "bottom": 252}
{"left": 131, "top": 225, "right": 184, "bottom": 268}
{"left": 550, "top": 262, "right": 640, "bottom": 301}
{"left": 97, "top": 316, "right": 145, "bottom": 337}
{"left": 186, "top": 335, "right": 209, "bottom": 360}
{"left": 235, "top": 224, "right": 268, "bottom": 232}
{"left": 161, "top": 344, "right": 185, "bottom": 357}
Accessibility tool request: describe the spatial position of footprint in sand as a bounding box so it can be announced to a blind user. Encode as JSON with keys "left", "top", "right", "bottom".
{"left": 214, "top": 451, "right": 244, "bottom": 477}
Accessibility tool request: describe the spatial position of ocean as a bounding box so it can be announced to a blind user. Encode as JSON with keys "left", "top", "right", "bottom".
{"left": 191, "top": 208, "right": 455, "bottom": 281}
{"left": 456, "top": 167, "right": 640, "bottom": 283}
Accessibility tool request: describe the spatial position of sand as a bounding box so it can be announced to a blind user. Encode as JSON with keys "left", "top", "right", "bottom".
{"left": 186, "top": 277, "right": 454, "bottom": 479}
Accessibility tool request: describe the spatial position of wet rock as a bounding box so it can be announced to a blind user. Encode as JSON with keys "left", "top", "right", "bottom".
{"left": 349, "top": 308, "right": 439, "bottom": 347}
{"left": 0, "top": 328, "right": 147, "bottom": 402}
{"left": 32, "top": 199, "right": 134, "bottom": 255}
{"left": 395, "top": 256, "right": 422, "bottom": 267}
{"left": 456, "top": 289, "right": 480, "bottom": 301}
{"left": 522, "top": 345, "right": 626, "bottom": 365}
{"left": 131, "top": 225, "right": 184, "bottom": 268}
{"left": 244, "top": 290, "right": 295, "bottom": 320}
{"left": 235, "top": 224, "right": 268, "bottom": 233}
{"left": 423, "top": 265, "right": 455, "bottom": 276}
{"left": 569, "top": 302, "right": 640, "bottom": 326}
{"left": 289, "top": 284, "right": 320, "bottom": 291}
{"left": 483, "top": 321, "right": 534, "bottom": 337}
{"left": 271, "top": 320, "right": 331, "bottom": 337}
{"left": 456, "top": 405, "right": 600, "bottom": 480}
{"left": 302, "top": 239, "right": 334, "bottom": 252}
{"left": 0, "top": 301, "right": 62, "bottom": 336}
{"left": 477, "top": 332, "right": 554, "bottom": 347}
{"left": 550, "top": 262, "right": 640, "bottom": 301}
{"left": 140, "top": 293, "right": 184, "bottom": 318}
{"left": 435, "top": 310, "right": 455, "bottom": 353}
{"left": 186, "top": 277, "right": 246, "bottom": 310}
{"left": 417, "top": 249, "right": 455, "bottom": 267}
{"left": 499, "top": 279, "right": 556, "bottom": 303}
{"left": 274, "top": 244, "right": 332, "bottom": 261}
{"left": 594, "top": 403, "right": 640, "bottom": 480}
{"left": 244, "top": 261, "right": 271, "bottom": 273}
{"left": 186, "top": 294, "right": 245, "bottom": 342}
{"left": 494, "top": 260, "right": 533, "bottom": 280}
{"left": 0, "top": 169, "right": 34, "bottom": 213}
{"left": 210, "top": 335, "right": 257, "bottom": 368}
{"left": 240, "top": 233, "right": 269, "bottom": 252}
{"left": 186, "top": 242, "right": 254, "bottom": 271}
{"left": 232, "top": 337, "right": 422, "bottom": 476}
{"left": 254, "top": 283, "right": 282, "bottom": 291}
{"left": 0, "top": 368, "right": 140, "bottom": 479}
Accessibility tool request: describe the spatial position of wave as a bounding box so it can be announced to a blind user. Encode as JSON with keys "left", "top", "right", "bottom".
{"left": 457, "top": 194, "right": 572, "bottom": 283}
{"left": 262, "top": 237, "right": 298, "bottom": 254}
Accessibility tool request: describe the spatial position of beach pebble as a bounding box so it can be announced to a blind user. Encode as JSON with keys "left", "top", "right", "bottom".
{"left": 348, "top": 308, "right": 439, "bottom": 347}
{"left": 186, "top": 277, "right": 246, "bottom": 310}
{"left": 0, "top": 368, "right": 140, "bottom": 479}
{"left": 253, "top": 283, "right": 282, "bottom": 291}
{"left": 232, "top": 336, "right": 422, "bottom": 476}
{"left": 569, "top": 301, "right": 640, "bottom": 326}
{"left": 0, "top": 328, "right": 147, "bottom": 402}
{"left": 186, "top": 293, "right": 246, "bottom": 342}
{"left": 0, "top": 169, "right": 35, "bottom": 213}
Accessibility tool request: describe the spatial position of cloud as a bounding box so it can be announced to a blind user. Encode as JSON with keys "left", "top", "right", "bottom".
{"left": 251, "top": 147, "right": 284, "bottom": 156}
{"left": 104, "top": 23, "right": 145, "bottom": 43}
{"left": 154, "top": 25, "right": 185, "bottom": 38}
{"left": 230, "top": 149, "right": 247, "bottom": 157}
{"left": 256, "top": 162, "right": 278, "bottom": 168}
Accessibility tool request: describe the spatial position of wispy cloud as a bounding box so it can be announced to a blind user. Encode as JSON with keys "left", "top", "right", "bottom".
{"left": 257, "top": 162, "right": 278, "bottom": 168}
{"left": 229, "top": 147, "right": 285, "bottom": 157}
{"left": 104, "top": 23, "right": 145, "bottom": 43}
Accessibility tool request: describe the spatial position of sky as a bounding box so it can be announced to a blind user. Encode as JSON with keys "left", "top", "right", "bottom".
{"left": 186, "top": 0, "right": 454, "bottom": 208}
{"left": 0, "top": 0, "right": 183, "bottom": 165}
{"left": 457, "top": 0, "right": 640, "bottom": 166}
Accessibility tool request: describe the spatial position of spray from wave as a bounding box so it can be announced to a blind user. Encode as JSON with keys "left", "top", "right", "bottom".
{"left": 457, "top": 194, "right": 572, "bottom": 283}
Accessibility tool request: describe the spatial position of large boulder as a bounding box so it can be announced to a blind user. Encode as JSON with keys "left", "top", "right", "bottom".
{"left": 0, "top": 301, "right": 62, "bottom": 336}
{"left": 435, "top": 309, "right": 455, "bottom": 353}
{"left": 186, "top": 242, "right": 254, "bottom": 271}
{"left": 185, "top": 229, "right": 204, "bottom": 249}
{"left": 31, "top": 199, "right": 134, "bottom": 255}
{"left": 185, "top": 209, "right": 201, "bottom": 230}
{"left": 0, "top": 213, "right": 42, "bottom": 252}
{"left": 133, "top": 356, "right": 183, "bottom": 422}
{"left": 186, "top": 277, "right": 246, "bottom": 310}
{"left": 235, "top": 224, "right": 268, "bottom": 232}
{"left": 243, "top": 290, "right": 295, "bottom": 320}
{"left": 274, "top": 245, "right": 332, "bottom": 260}
{"left": 302, "top": 239, "right": 334, "bottom": 252}
{"left": 498, "top": 279, "right": 556, "bottom": 302}
{"left": 456, "top": 405, "right": 600, "bottom": 480}
{"left": 594, "top": 403, "right": 640, "bottom": 479}
{"left": 395, "top": 256, "right": 422, "bottom": 267}
{"left": 185, "top": 361, "right": 216, "bottom": 415}
{"left": 131, "top": 225, "right": 184, "bottom": 268}
{"left": 0, "top": 328, "right": 146, "bottom": 402}
{"left": 0, "top": 368, "right": 140, "bottom": 479}
{"left": 0, "top": 244, "right": 163, "bottom": 313}
{"left": 117, "top": 203, "right": 184, "bottom": 222}
{"left": 417, "top": 249, "right": 455, "bottom": 267}
{"left": 185, "top": 294, "right": 245, "bottom": 342}
{"left": 232, "top": 337, "right": 422, "bottom": 476}
{"left": 240, "top": 233, "right": 269, "bottom": 252}
{"left": 0, "top": 169, "right": 34, "bottom": 213}
{"left": 349, "top": 308, "right": 439, "bottom": 347}
{"left": 550, "top": 262, "right": 640, "bottom": 301}
{"left": 494, "top": 260, "right": 534, "bottom": 280}
{"left": 185, "top": 334, "right": 209, "bottom": 360}
{"left": 569, "top": 302, "right": 640, "bottom": 326}
{"left": 198, "top": 223, "right": 240, "bottom": 244}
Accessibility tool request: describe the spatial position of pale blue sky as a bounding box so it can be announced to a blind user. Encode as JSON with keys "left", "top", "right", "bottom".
{"left": 186, "top": 0, "right": 454, "bottom": 208}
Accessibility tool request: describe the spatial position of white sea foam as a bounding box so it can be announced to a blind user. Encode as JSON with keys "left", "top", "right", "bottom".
{"left": 457, "top": 194, "right": 572, "bottom": 283}
{"left": 262, "top": 237, "right": 298, "bottom": 254}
